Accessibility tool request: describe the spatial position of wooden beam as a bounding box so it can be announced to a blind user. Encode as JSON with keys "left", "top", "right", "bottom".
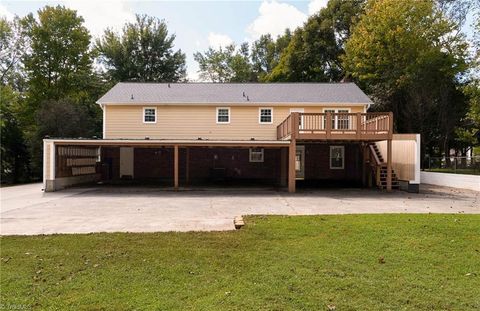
{"left": 362, "top": 144, "right": 367, "bottom": 187}
{"left": 280, "top": 147, "right": 287, "bottom": 187}
{"left": 288, "top": 140, "right": 296, "bottom": 193}
{"left": 185, "top": 147, "right": 189, "bottom": 185}
{"left": 356, "top": 112, "right": 362, "bottom": 139}
{"left": 174, "top": 145, "right": 179, "bottom": 190}
{"left": 387, "top": 139, "right": 392, "bottom": 192}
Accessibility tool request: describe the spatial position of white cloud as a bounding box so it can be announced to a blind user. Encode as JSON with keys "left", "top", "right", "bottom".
{"left": 308, "top": 0, "right": 329, "bottom": 15}
{"left": 207, "top": 32, "right": 233, "bottom": 49}
{"left": 246, "top": 0, "right": 307, "bottom": 40}
{"left": 0, "top": 3, "right": 14, "bottom": 20}
{"left": 63, "top": 0, "right": 136, "bottom": 39}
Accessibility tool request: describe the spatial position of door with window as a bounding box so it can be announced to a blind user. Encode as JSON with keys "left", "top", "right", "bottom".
{"left": 323, "top": 108, "right": 351, "bottom": 130}
{"left": 295, "top": 145, "right": 305, "bottom": 179}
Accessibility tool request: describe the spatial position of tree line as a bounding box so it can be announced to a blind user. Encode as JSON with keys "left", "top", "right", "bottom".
{"left": 1, "top": 0, "right": 479, "bottom": 184}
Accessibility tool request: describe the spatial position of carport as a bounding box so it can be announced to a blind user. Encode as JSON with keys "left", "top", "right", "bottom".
{"left": 43, "top": 139, "right": 291, "bottom": 192}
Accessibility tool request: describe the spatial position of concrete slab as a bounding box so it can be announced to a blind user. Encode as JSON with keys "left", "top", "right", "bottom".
{"left": 1, "top": 183, "right": 478, "bottom": 235}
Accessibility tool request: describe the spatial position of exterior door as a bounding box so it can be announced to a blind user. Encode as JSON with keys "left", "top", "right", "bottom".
{"left": 120, "top": 147, "right": 134, "bottom": 178}
{"left": 295, "top": 145, "right": 305, "bottom": 179}
{"left": 290, "top": 108, "right": 305, "bottom": 130}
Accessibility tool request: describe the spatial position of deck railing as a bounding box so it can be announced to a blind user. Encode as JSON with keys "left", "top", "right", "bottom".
{"left": 277, "top": 112, "right": 393, "bottom": 141}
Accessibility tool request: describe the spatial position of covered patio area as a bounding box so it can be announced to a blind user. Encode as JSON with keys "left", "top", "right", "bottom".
{"left": 43, "top": 139, "right": 291, "bottom": 192}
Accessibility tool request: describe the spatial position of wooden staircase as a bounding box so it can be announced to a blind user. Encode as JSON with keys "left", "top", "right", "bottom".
{"left": 369, "top": 143, "right": 400, "bottom": 190}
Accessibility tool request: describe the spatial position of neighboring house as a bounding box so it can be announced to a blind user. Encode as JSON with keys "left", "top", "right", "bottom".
{"left": 43, "top": 83, "right": 420, "bottom": 192}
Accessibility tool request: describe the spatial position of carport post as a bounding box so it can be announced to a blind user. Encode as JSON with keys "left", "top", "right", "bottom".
{"left": 185, "top": 147, "right": 190, "bottom": 185}
{"left": 174, "top": 145, "right": 179, "bottom": 190}
{"left": 387, "top": 139, "right": 392, "bottom": 192}
{"left": 288, "top": 141, "right": 296, "bottom": 193}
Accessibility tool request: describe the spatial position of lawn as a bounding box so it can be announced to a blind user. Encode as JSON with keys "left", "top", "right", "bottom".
{"left": 1, "top": 214, "right": 479, "bottom": 310}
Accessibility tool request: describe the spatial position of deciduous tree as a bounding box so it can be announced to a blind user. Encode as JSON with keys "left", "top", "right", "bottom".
{"left": 96, "top": 14, "right": 186, "bottom": 82}
{"left": 343, "top": 0, "right": 469, "bottom": 160}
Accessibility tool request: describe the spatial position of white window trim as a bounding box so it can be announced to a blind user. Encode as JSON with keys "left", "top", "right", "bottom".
{"left": 330, "top": 145, "right": 345, "bottom": 170}
{"left": 259, "top": 107, "right": 273, "bottom": 124}
{"left": 143, "top": 107, "right": 157, "bottom": 124}
{"left": 216, "top": 107, "right": 231, "bottom": 124}
{"left": 249, "top": 148, "right": 264, "bottom": 163}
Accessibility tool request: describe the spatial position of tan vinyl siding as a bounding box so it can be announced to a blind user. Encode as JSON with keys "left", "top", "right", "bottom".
{"left": 104, "top": 104, "right": 366, "bottom": 140}
{"left": 376, "top": 134, "right": 420, "bottom": 182}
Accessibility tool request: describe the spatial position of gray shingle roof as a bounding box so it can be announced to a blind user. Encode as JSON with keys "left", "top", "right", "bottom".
{"left": 97, "top": 82, "right": 372, "bottom": 105}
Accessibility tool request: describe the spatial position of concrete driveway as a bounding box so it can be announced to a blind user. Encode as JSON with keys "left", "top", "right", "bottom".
{"left": 1, "top": 183, "right": 478, "bottom": 235}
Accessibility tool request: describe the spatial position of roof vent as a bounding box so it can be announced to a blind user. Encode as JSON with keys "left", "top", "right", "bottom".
{"left": 131, "top": 94, "right": 134, "bottom": 100}
{"left": 168, "top": 83, "right": 171, "bottom": 88}
{"left": 243, "top": 91, "right": 245, "bottom": 97}
{"left": 246, "top": 96, "right": 249, "bottom": 101}
{"left": 197, "top": 137, "right": 202, "bottom": 140}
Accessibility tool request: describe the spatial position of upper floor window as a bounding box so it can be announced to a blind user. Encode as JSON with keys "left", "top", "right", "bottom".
{"left": 259, "top": 108, "right": 273, "bottom": 124}
{"left": 143, "top": 107, "right": 156, "bottom": 123}
{"left": 216, "top": 107, "right": 230, "bottom": 124}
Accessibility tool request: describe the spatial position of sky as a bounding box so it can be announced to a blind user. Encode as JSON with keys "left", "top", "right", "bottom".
{"left": 0, "top": 0, "right": 476, "bottom": 81}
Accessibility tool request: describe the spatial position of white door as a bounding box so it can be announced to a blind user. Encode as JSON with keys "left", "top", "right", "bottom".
{"left": 295, "top": 145, "right": 305, "bottom": 180}
{"left": 290, "top": 108, "right": 305, "bottom": 130}
{"left": 120, "top": 147, "right": 134, "bottom": 178}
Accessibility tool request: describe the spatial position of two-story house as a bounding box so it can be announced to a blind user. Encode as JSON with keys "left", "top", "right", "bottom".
{"left": 43, "top": 82, "right": 420, "bottom": 192}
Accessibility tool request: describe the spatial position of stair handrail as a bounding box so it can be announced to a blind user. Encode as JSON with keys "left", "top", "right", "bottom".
{"left": 368, "top": 144, "right": 382, "bottom": 165}
{"left": 368, "top": 144, "right": 383, "bottom": 188}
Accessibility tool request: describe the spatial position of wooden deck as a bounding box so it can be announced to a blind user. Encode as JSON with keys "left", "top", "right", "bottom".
{"left": 277, "top": 112, "right": 393, "bottom": 141}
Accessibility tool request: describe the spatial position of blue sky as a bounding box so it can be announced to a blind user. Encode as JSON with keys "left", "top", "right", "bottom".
{"left": 1, "top": 0, "right": 476, "bottom": 80}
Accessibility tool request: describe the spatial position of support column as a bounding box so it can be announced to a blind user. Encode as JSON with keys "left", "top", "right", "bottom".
{"left": 362, "top": 144, "right": 367, "bottom": 187}
{"left": 174, "top": 145, "right": 179, "bottom": 190}
{"left": 185, "top": 147, "right": 190, "bottom": 185}
{"left": 387, "top": 139, "right": 392, "bottom": 192}
{"left": 288, "top": 141, "right": 296, "bottom": 193}
{"left": 280, "top": 147, "right": 287, "bottom": 187}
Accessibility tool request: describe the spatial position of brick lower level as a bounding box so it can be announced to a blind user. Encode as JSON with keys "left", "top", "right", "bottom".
{"left": 99, "top": 143, "right": 364, "bottom": 187}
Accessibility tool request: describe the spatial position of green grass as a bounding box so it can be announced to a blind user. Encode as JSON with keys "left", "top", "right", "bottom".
{"left": 1, "top": 215, "right": 480, "bottom": 310}
{"left": 425, "top": 168, "right": 480, "bottom": 175}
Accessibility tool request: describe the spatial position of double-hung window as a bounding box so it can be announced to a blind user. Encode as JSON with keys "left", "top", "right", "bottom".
{"left": 259, "top": 108, "right": 273, "bottom": 124}
{"left": 249, "top": 148, "right": 264, "bottom": 162}
{"left": 143, "top": 107, "right": 156, "bottom": 123}
{"left": 216, "top": 107, "right": 230, "bottom": 124}
{"left": 330, "top": 146, "right": 345, "bottom": 169}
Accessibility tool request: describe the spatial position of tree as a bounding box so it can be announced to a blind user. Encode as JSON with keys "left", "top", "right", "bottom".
{"left": 251, "top": 31, "right": 292, "bottom": 81}
{"left": 35, "top": 98, "right": 97, "bottom": 139}
{"left": 20, "top": 5, "right": 101, "bottom": 178}
{"left": 266, "top": 0, "right": 366, "bottom": 82}
{"left": 455, "top": 81, "right": 480, "bottom": 154}
{"left": 96, "top": 14, "right": 186, "bottom": 82}
{"left": 0, "top": 85, "right": 30, "bottom": 183}
{"left": 343, "top": 0, "right": 469, "bottom": 160}
{"left": 194, "top": 43, "right": 252, "bottom": 82}
{"left": 23, "top": 5, "right": 93, "bottom": 105}
{"left": 194, "top": 31, "right": 292, "bottom": 82}
{"left": 0, "top": 17, "right": 29, "bottom": 90}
